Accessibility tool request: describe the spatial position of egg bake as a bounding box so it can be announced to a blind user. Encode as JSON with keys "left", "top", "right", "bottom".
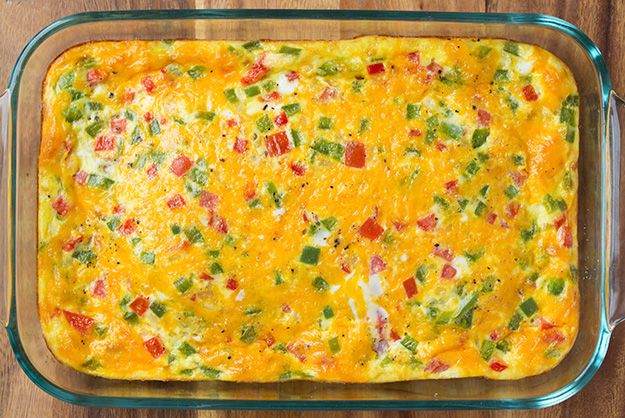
{"left": 38, "top": 36, "right": 579, "bottom": 382}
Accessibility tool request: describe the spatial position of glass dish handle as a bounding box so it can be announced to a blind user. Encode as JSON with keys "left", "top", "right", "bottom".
{"left": 0, "top": 89, "right": 10, "bottom": 327}
{"left": 608, "top": 91, "right": 625, "bottom": 329}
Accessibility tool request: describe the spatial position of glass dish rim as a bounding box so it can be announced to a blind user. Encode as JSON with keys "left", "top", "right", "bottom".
{"left": 3, "top": 9, "right": 614, "bottom": 410}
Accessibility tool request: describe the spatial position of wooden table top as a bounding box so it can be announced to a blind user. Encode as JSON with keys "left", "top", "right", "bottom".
{"left": 1, "top": 1, "right": 624, "bottom": 417}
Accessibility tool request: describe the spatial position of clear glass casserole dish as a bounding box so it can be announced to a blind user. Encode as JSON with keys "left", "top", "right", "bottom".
{"left": 1, "top": 9, "right": 625, "bottom": 410}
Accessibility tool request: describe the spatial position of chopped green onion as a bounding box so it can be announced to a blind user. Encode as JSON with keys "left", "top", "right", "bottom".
{"left": 149, "top": 119, "right": 161, "bottom": 136}
{"left": 72, "top": 247, "right": 97, "bottom": 265}
{"left": 187, "top": 65, "right": 206, "bottom": 79}
{"left": 279, "top": 45, "right": 301, "bottom": 55}
{"left": 400, "top": 335, "right": 419, "bottom": 353}
{"left": 547, "top": 278, "right": 565, "bottom": 296}
{"left": 300, "top": 246, "right": 320, "bottom": 265}
{"left": 174, "top": 276, "right": 193, "bottom": 294}
{"left": 140, "top": 251, "right": 155, "bottom": 265}
{"left": 256, "top": 114, "right": 273, "bottom": 132}
{"left": 184, "top": 226, "right": 204, "bottom": 244}
{"left": 480, "top": 340, "right": 496, "bottom": 361}
{"left": 318, "top": 116, "right": 333, "bottom": 130}
{"left": 123, "top": 311, "right": 139, "bottom": 324}
{"left": 472, "top": 128, "right": 490, "bottom": 148}
{"left": 196, "top": 111, "right": 216, "bottom": 121}
{"left": 406, "top": 103, "right": 420, "bottom": 119}
{"left": 224, "top": 88, "right": 239, "bottom": 103}
{"left": 317, "top": 60, "right": 340, "bottom": 76}
{"left": 85, "top": 120, "right": 105, "bottom": 137}
{"left": 240, "top": 325, "right": 257, "bottom": 344}
{"left": 282, "top": 103, "right": 301, "bottom": 116}
{"left": 244, "top": 85, "right": 261, "bottom": 97}
{"left": 179, "top": 341, "right": 196, "bottom": 357}
{"left": 312, "top": 276, "right": 329, "bottom": 292}
{"left": 519, "top": 297, "right": 538, "bottom": 317}
{"left": 150, "top": 301, "right": 167, "bottom": 317}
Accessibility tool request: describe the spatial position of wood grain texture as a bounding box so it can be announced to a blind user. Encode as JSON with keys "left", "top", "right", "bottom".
{"left": 0, "top": 0, "right": 623, "bottom": 417}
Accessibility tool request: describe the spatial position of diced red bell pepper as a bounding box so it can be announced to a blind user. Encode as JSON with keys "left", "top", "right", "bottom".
{"left": 143, "top": 112, "right": 154, "bottom": 122}
{"left": 144, "top": 336, "right": 166, "bottom": 358}
{"left": 407, "top": 51, "right": 420, "bottom": 65}
{"left": 94, "top": 135, "right": 116, "bottom": 151}
{"left": 403, "top": 277, "right": 418, "bottom": 298}
{"left": 557, "top": 225, "right": 573, "bottom": 248}
{"left": 52, "top": 196, "right": 71, "bottom": 216}
{"left": 62, "top": 235, "right": 83, "bottom": 252}
{"left": 111, "top": 118, "right": 127, "bottom": 134}
{"left": 166, "top": 194, "right": 186, "bottom": 209}
{"left": 260, "top": 91, "right": 281, "bottom": 102}
{"left": 199, "top": 191, "right": 218, "bottom": 210}
{"left": 199, "top": 272, "right": 214, "bottom": 281}
{"left": 417, "top": 213, "right": 437, "bottom": 231}
{"left": 441, "top": 263, "right": 457, "bottom": 279}
{"left": 409, "top": 128, "right": 422, "bottom": 137}
{"left": 129, "top": 296, "right": 149, "bottom": 316}
{"left": 370, "top": 255, "right": 387, "bottom": 274}
{"left": 274, "top": 112, "right": 288, "bottom": 127}
{"left": 522, "top": 85, "right": 538, "bottom": 101}
{"left": 539, "top": 317, "right": 556, "bottom": 330}
{"left": 433, "top": 246, "right": 453, "bottom": 262}
{"left": 390, "top": 329, "right": 401, "bottom": 341}
{"left": 92, "top": 279, "right": 106, "bottom": 298}
{"left": 392, "top": 221, "right": 407, "bottom": 232}
{"left": 121, "top": 89, "right": 135, "bottom": 103}
{"left": 170, "top": 154, "right": 193, "bottom": 176}
{"left": 554, "top": 215, "right": 567, "bottom": 230}
{"left": 290, "top": 161, "right": 306, "bottom": 176}
{"left": 226, "top": 118, "right": 238, "bottom": 128}
{"left": 425, "top": 358, "right": 449, "bottom": 373}
{"left": 73, "top": 170, "right": 88, "bottom": 185}
{"left": 119, "top": 219, "right": 137, "bottom": 235}
{"left": 233, "top": 138, "right": 248, "bottom": 154}
{"left": 340, "top": 261, "right": 351, "bottom": 274}
{"left": 86, "top": 68, "right": 108, "bottom": 86}
{"left": 367, "top": 62, "right": 385, "bottom": 75}
{"left": 358, "top": 217, "right": 384, "bottom": 241}
{"left": 345, "top": 141, "right": 366, "bottom": 168}
{"left": 63, "top": 310, "right": 94, "bottom": 335}
{"left": 435, "top": 141, "right": 447, "bottom": 151}
{"left": 146, "top": 164, "right": 158, "bottom": 179}
{"left": 543, "top": 329, "right": 565, "bottom": 344}
{"left": 241, "top": 58, "right": 269, "bottom": 85}
{"left": 505, "top": 202, "right": 520, "bottom": 219}
{"left": 510, "top": 171, "right": 527, "bottom": 187}
{"left": 265, "top": 131, "right": 292, "bottom": 157}
{"left": 487, "top": 212, "right": 498, "bottom": 225}
{"left": 318, "top": 87, "right": 337, "bottom": 103}
{"left": 490, "top": 361, "right": 508, "bottom": 372}
{"left": 478, "top": 109, "right": 491, "bottom": 127}
{"left": 265, "top": 333, "right": 276, "bottom": 347}
{"left": 142, "top": 76, "right": 157, "bottom": 93}
{"left": 426, "top": 61, "right": 443, "bottom": 82}
{"left": 244, "top": 181, "right": 257, "bottom": 201}
{"left": 444, "top": 179, "right": 458, "bottom": 193}
{"left": 226, "top": 278, "right": 238, "bottom": 290}
{"left": 286, "top": 71, "right": 300, "bottom": 81}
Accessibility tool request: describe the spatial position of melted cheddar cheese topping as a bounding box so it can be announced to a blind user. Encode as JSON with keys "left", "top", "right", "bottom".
{"left": 39, "top": 37, "right": 579, "bottom": 382}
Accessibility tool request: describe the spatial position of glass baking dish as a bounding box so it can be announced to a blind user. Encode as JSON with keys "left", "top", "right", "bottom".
{"left": 1, "top": 9, "right": 625, "bottom": 410}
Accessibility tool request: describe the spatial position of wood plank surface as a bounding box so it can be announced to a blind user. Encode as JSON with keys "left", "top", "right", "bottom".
{"left": 0, "top": 0, "right": 623, "bottom": 417}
